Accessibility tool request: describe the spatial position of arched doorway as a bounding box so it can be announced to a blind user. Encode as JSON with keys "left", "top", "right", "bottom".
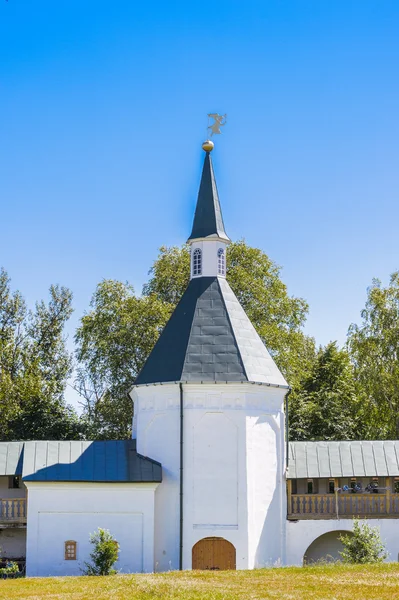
{"left": 304, "top": 530, "right": 353, "bottom": 564}
{"left": 192, "top": 537, "right": 236, "bottom": 570}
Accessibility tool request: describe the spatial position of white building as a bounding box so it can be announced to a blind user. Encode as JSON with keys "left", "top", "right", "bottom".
{"left": 1, "top": 141, "right": 399, "bottom": 575}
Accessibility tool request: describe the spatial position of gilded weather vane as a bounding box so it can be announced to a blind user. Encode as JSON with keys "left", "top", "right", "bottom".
{"left": 207, "top": 113, "right": 227, "bottom": 137}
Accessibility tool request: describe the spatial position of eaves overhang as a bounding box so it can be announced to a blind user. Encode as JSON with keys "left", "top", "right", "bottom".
{"left": 129, "top": 379, "right": 290, "bottom": 394}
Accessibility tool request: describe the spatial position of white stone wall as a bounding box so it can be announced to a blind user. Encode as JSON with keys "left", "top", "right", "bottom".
{"left": 133, "top": 384, "right": 180, "bottom": 572}
{"left": 25, "top": 481, "right": 158, "bottom": 577}
{"left": 132, "top": 381, "right": 287, "bottom": 571}
{"left": 287, "top": 518, "right": 399, "bottom": 565}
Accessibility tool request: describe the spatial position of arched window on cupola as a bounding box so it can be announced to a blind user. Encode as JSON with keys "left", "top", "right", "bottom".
{"left": 218, "top": 248, "right": 225, "bottom": 276}
{"left": 193, "top": 248, "right": 202, "bottom": 276}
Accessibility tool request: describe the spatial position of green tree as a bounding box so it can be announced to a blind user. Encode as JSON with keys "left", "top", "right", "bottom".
{"left": 339, "top": 519, "right": 388, "bottom": 564}
{"left": 75, "top": 280, "right": 172, "bottom": 439}
{"left": 289, "top": 342, "right": 360, "bottom": 441}
{"left": 77, "top": 242, "right": 315, "bottom": 438}
{"left": 347, "top": 272, "right": 399, "bottom": 439}
{"left": 0, "top": 267, "right": 81, "bottom": 440}
{"left": 143, "top": 244, "right": 190, "bottom": 305}
{"left": 83, "top": 528, "right": 120, "bottom": 576}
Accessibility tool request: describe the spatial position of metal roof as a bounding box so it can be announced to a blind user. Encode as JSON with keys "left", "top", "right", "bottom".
{"left": 187, "top": 152, "right": 230, "bottom": 242}
{"left": 135, "top": 276, "right": 288, "bottom": 387}
{"left": 0, "top": 440, "right": 161, "bottom": 483}
{"left": 0, "top": 442, "right": 24, "bottom": 476}
{"left": 288, "top": 441, "right": 399, "bottom": 479}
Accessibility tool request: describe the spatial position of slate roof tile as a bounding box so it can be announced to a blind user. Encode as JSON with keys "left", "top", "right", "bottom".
{"left": 135, "top": 276, "right": 288, "bottom": 386}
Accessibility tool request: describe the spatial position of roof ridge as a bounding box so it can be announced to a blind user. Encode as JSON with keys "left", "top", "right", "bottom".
{"left": 216, "top": 277, "right": 248, "bottom": 381}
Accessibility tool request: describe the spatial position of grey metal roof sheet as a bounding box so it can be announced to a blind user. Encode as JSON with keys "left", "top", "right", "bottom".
{"left": 0, "top": 442, "right": 24, "bottom": 476}
{"left": 135, "top": 276, "right": 288, "bottom": 387}
{"left": 317, "top": 443, "right": 330, "bottom": 478}
{"left": 288, "top": 441, "right": 399, "bottom": 479}
{"left": 0, "top": 440, "right": 162, "bottom": 483}
{"left": 187, "top": 152, "right": 230, "bottom": 242}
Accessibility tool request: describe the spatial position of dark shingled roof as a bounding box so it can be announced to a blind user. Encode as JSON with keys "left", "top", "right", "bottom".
{"left": 135, "top": 277, "right": 288, "bottom": 386}
{"left": 187, "top": 152, "right": 230, "bottom": 242}
{"left": 16, "top": 440, "right": 162, "bottom": 483}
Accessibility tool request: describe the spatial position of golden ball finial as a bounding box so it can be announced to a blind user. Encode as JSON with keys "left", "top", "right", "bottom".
{"left": 202, "top": 139, "right": 214, "bottom": 153}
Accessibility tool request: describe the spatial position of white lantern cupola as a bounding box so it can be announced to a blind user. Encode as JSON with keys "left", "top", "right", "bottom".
{"left": 187, "top": 141, "right": 230, "bottom": 279}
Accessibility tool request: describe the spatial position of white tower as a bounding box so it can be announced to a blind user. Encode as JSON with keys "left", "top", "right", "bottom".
{"left": 130, "top": 141, "right": 289, "bottom": 571}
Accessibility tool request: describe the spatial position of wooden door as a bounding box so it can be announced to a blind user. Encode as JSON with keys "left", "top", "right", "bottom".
{"left": 192, "top": 537, "right": 236, "bottom": 570}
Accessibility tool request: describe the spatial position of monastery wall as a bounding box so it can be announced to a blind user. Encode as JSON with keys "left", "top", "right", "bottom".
{"left": 25, "top": 482, "right": 158, "bottom": 577}
{"left": 286, "top": 519, "right": 399, "bottom": 564}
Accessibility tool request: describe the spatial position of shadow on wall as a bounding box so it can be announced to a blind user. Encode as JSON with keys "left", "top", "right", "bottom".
{"left": 0, "top": 528, "right": 26, "bottom": 559}
{"left": 254, "top": 412, "right": 283, "bottom": 567}
{"left": 304, "top": 530, "right": 353, "bottom": 564}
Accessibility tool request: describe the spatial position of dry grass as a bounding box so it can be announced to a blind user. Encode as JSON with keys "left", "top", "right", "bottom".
{"left": 1, "top": 564, "right": 399, "bottom": 600}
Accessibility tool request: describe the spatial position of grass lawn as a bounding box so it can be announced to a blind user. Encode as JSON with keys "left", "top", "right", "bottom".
{"left": 1, "top": 564, "right": 399, "bottom": 600}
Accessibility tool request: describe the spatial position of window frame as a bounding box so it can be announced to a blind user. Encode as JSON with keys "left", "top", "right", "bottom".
{"left": 64, "top": 540, "right": 77, "bottom": 561}
{"left": 217, "top": 247, "right": 225, "bottom": 276}
{"left": 192, "top": 248, "right": 202, "bottom": 276}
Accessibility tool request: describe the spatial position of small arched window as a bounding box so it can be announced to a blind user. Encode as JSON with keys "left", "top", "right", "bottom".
{"left": 218, "top": 248, "right": 225, "bottom": 275}
{"left": 193, "top": 248, "right": 202, "bottom": 276}
{"left": 65, "top": 540, "right": 77, "bottom": 560}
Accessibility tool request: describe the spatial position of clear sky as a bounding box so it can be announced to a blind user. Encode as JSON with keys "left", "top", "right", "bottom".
{"left": 1, "top": 1, "right": 398, "bottom": 408}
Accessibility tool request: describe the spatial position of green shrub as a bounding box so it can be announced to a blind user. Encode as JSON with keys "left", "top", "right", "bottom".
{"left": 83, "top": 528, "right": 120, "bottom": 576}
{"left": 0, "top": 561, "right": 20, "bottom": 576}
{"left": 339, "top": 519, "right": 388, "bottom": 564}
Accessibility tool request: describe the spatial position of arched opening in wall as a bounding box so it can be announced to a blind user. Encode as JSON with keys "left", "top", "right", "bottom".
{"left": 304, "top": 530, "right": 353, "bottom": 564}
{"left": 192, "top": 537, "right": 236, "bottom": 570}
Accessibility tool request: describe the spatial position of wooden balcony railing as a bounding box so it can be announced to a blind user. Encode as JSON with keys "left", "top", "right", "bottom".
{"left": 0, "top": 498, "right": 27, "bottom": 524}
{"left": 288, "top": 493, "right": 399, "bottom": 519}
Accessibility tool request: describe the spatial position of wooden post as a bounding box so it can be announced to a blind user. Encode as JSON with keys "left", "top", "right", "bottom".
{"left": 386, "top": 477, "right": 391, "bottom": 514}
{"left": 335, "top": 478, "right": 339, "bottom": 520}
{"left": 287, "top": 480, "right": 292, "bottom": 516}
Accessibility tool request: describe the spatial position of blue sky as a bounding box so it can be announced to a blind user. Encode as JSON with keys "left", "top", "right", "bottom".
{"left": 1, "top": 1, "right": 398, "bottom": 408}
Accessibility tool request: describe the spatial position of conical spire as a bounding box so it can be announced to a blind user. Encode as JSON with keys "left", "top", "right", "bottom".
{"left": 133, "top": 142, "right": 288, "bottom": 388}
{"left": 187, "top": 150, "right": 230, "bottom": 242}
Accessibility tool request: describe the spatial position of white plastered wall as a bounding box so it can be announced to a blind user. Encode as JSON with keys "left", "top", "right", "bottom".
{"left": 133, "top": 384, "right": 180, "bottom": 572}
{"left": 25, "top": 481, "right": 158, "bottom": 577}
{"left": 132, "top": 382, "right": 287, "bottom": 571}
{"left": 287, "top": 519, "right": 399, "bottom": 565}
